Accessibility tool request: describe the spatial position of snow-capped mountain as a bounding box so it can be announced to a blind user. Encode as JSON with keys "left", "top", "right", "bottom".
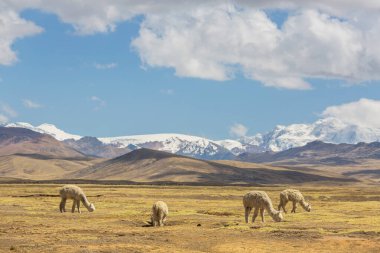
{"left": 5, "top": 122, "right": 81, "bottom": 141}
{"left": 4, "top": 123, "right": 234, "bottom": 159}
{"left": 99, "top": 134, "right": 234, "bottom": 160}
{"left": 214, "top": 139, "right": 264, "bottom": 155}
{"left": 5, "top": 117, "right": 380, "bottom": 158}
{"left": 241, "top": 117, "right": 380, "bottom": 152}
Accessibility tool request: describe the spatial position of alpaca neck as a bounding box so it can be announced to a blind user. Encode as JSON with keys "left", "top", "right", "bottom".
{"left": 80, "top": 194, "right": 92, "bottom": 211}
{"left": 300, "top": 199, "right": 309, "bottom": 211}
{"left": 264, "top": 201, "right": 278, "bottom": 217}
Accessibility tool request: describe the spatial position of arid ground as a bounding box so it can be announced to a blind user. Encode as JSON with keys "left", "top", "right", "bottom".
{"left": 1, "top": 184, "right": 380, "bottom": 253}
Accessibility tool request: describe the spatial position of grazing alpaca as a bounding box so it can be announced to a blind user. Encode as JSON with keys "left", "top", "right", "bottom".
{"left": 151, "top": 201, "right": 168, "bottom": 227}
{"left": 59, "top": 185, "right": 95, "bottom": 213}
{"left": 243, "top": 191, "right": 283, "bottom": 223}
{"left": 278, "top": 189, "right": 311, "bottom": 213}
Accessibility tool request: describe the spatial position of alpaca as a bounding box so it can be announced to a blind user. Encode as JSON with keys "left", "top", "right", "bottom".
{"left": 151, "top": 201, "right": 168, "bottom": 227}
{"left": 59, "top": 185, "right": 95, "bottom": 213}
{"left": 243, "top": 191, "right": 283, "bottom": 223}
{"left": 278, "top": 189, "right": 311, "bottom": 213}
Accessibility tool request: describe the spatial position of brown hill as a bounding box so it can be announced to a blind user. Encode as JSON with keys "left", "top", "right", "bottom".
{"left": 0, "top": 154, "right": 102, "bottom": 180}
{"left": 68, "top": 148, "right": 354, "bottom": 185}
{"left": 0, "top": 127, "right": 84, "bottom": 158}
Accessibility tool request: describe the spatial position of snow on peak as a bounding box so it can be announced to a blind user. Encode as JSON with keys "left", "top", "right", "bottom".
{"left": 5, "top": 122, "right": 35, "bottom": 129}
{"left": 5, "top": 117, "right": 380, "bottom": 156}
{"left": 241, "top": 117, "right": 380, "bottom": 152}
{"left": 99, "top": 133, "right": 221, "bottom": 155}
{"left": 215, "top": 139, "right": 243, "bottom": 150}
{"left": 5, "top": 122, "right": 82, "bottom": 141}
{"left": 36, "top": 123, "right": 82, "bottom": 141}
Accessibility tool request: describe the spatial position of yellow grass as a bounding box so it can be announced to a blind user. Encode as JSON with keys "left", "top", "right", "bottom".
{"left": 0, "top": 184, "right": 380, "bottom": 252}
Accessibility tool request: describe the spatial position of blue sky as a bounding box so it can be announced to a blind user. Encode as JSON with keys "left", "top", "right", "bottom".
{"left": 1, "top": 2, "right": 380, "bottom": 139}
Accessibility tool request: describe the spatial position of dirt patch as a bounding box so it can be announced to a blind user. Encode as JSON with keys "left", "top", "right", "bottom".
{"left": 197, "top": 210, "right": 235, "bottom": 216}
{"left": 346, "top": 231, "right": 380, "bottom": 238}
{"left": 270, "top": 229, "right": 323, "bottom": 239}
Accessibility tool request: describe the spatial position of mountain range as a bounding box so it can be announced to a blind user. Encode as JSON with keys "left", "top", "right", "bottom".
{"left": 239, "top": 140, "right": 380, "bottom": 165}
{"left": 0, "top": 125, "right": 379, "bottom": 184}
{"left": 4, "top": 119, "right": 380, "bottom": 159}
{"left": 240, "top": 117, "right": 380, "bottom": 152}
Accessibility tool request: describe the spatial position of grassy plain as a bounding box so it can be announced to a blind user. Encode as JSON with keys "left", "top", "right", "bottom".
{"left": 0, "top": 184, "right": 380, "bottom": 252}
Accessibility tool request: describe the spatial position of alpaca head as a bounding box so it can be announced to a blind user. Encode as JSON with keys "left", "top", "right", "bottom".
{"left": 305, "top": 203, "right": 311, "bottom": 212}
{"left": 88, "top": 203, "right": 95, "bottom": 212}
{"left": 273, "top": 211, "right": 284, "bottom": 222}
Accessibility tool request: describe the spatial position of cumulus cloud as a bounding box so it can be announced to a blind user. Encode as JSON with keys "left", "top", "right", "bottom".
{"left": 22, "top": 99, "right": 42, "bottom": 109}
{"left": 94, "top": 62, "right": 117, "bottom": 70}
{"left": 230, "top": 123, "right": 248, "bottom": 137}
{"left": 0, "top": 9, "right": 43, "bottom": 65}
{"left": 2, "top": 1, "right": 380, "bottom": 88}
{"left": 132, "top": 7, "right": 380, "bottom": 89}
{"left": 322, "top": 98, "right": 380, "bottom": 129}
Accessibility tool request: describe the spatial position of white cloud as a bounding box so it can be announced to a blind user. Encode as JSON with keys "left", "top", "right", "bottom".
{"left": 90, "top": 96, "right": 106, "bottom": 110}
{"left": 0, "top": 114, "right": 8, "bottom": 124}
{"left": 230, "top": 123, "right": 248, "bottom": 137}
{"left": 0, "top": 102, "right": 17, "bottom": 123}
{"left": 321, "top": 98, "right": 380, "bottom": 129}
{"left": 94, "top": 62, "right": 117, "bottom": 70}
{"left": 0, "top": 103, "right": 17, "bottom": 118}
{"left": 0, "top": 9, "right": 43, "bottom": 65}
{"left": 22, "top": 99, "right": 42, "bottom": 109}
{"left": 2, "top": 1, "right": 380, "bottom": 88}
{"left": 132, "top": 7, "right": 380, "bottom": 89}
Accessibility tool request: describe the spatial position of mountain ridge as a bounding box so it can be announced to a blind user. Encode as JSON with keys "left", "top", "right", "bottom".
{"left": 238, "top": 140, "right": 380, "bottom": 165}
{"left": 5, "top": 118, "right": 380, "bottom": 159}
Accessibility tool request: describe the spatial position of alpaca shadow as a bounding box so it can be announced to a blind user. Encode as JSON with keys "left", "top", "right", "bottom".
{"left": 142, "top": 221, "right": 153, "bottom": 227}
{"left": 141, "top": 220, "right": 181, "bottom": 227}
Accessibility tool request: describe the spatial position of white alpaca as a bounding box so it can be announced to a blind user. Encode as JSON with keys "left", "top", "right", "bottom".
{"left": 243, "top": 191, "right": 283, "bottom": 223}
{"left": 278, "top": 189, "right": 311, "bottom": 213}
{"left": 59, "top": 185, "right": 95, "bottom": 213}
{"left": 151, "top": 201, "right": 168, "bottom": 227}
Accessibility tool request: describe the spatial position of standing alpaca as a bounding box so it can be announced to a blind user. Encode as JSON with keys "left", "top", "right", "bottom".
{"left": 151, "top": 201, "right": 168, "bottom": 227}
{"left": 278, "top": 189, "right": 311, "bottom": 213}
{"left": 59, "top": 185, "right": 95, "bottom": 213}
{"left": 243, "top": 191, "right": 283, "bottom": 223}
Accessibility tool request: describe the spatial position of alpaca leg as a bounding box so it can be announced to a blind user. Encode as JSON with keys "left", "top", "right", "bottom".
{"left": 158, "top": 213, "right": 163, "bottom": 227}
{"left": 252, "top": 208, "right": 259, "bottom": 223}
{"left": 282, "top": 200, "right": 288, "bottom": 213}
{"left": 71, "top": 200, "right": 76, "bottom": 213}
{"left": 245, "top": 207, "right": 252, "bottom": 223}
{"left": 260, "top": 208, "right": 265, "bottom": 223}
{"left": 291, "top": 202, "right": 297, "bottom": 213}
{"left": 76, "top": 200, "right": 81, "bottom": 213}
{"left": 152, "top": 215, "right": 157, "bottom": 227}
{"left": 162, "top": 214, "right": 167, "bottom": 225}
{"left": 59, "top": 198, "right": 66, "bottom": 213}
